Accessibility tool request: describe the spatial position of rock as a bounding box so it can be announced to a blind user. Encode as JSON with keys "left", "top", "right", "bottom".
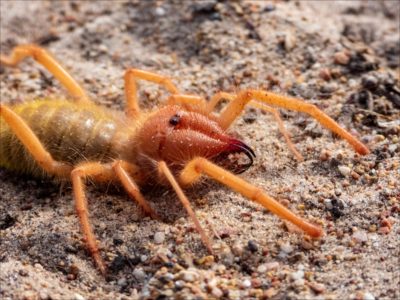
{"left": 284, "top": 32, "right": 296, "bottom": 51}
{"left": 74, "top": 294, "right": 85, "bottom": 300}
{"left": 320, "top": 82, "right": 338, "bottom": 94}
{"left": 264, "top": 262, "right": 279, "bottom": 271}
{"left": 291, "top": 270, "right": 304, "bottom": 281}
{"left": 308, "top": 282, "right": 325, "bottom": 294}
{"left": 180, "top": 270, "right": 199, "bottom": 282}
{"left": 154, "top": 231, "right": 165, "bottom": 244}
{"left": 22, "top": 291, "right": 37, "bottom": 300}
{"left": 334, "top": 51, "right": 350, "bottom": 65}
{"left": 133, "top": 268, "right": 146, "bottom": 282}
{"left": 319, "top": 68, "right": 332, "bottom": 81}
{"left": 324, "top": 199, "right": 333, "bottom": 210}
{"left": 363, "top": 292, "right": 375, "bottom": 300}
{"left": 257, "top": 264, "right": 267, "bottom": 273}
{"left": 240, "top": 279, "right": 251, "bottom": 289}
{"left": 280, "top": 242, "right": 293, "bottom": 254}
{"left": 117, "top": 277, "right": 127, "bottom": 287}
{"left": 211, "top": 287, "right": 223, "bottom": 298}
{"left": 361, "top": 75, "right": 379, "bottom": 90}
{"left": 338, "top": 165, "right": 351, "bottom": 176}
{"left": 247, "top": 240, "right": 258, "bottom": 253}
{"left": 264, "top": 287, "right": 278, "bottom": 298}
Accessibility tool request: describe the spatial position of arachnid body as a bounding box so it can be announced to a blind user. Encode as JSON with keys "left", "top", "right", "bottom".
{"left": 0, "top": 45, "right": 370, "bottom": 275}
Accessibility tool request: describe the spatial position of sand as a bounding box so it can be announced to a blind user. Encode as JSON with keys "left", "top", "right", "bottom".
{"left": 0, "top": 1, "right": 399, "bottom": 299}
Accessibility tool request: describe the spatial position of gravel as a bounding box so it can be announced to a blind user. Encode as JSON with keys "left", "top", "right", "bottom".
{"left": 0, "top": 1, "right": 399, "bottom": 300}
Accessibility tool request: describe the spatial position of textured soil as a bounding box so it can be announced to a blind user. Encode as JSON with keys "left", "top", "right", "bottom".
{"left": 0, "top": 1, "right": 399, "bottom": 300}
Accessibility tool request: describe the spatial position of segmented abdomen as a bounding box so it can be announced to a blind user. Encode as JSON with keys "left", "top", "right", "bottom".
{"left": 0, "top": 99, "right": 124, "bottom": 178}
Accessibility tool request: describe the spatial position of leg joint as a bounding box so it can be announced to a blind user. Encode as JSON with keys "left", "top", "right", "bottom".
{"left": 250, "top": 188, "right": 263, "bottom": 201}
{"left": 76, "top": 208, "right": 87, "bottom": 215}
{"left": 124, "top": 68, "right": 137, "bottom": 76}
{"left": 31, "top": 46, "right": 47, "bottom": 60}
{"left": 71, "top": 168, "right": 84, "bottom": 178}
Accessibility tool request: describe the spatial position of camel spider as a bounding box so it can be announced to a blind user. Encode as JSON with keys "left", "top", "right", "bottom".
{"left": 0, "top": 45, "right": 369, "bottom": 275}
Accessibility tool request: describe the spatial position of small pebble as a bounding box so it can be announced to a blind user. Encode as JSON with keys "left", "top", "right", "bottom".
{"left": 319, "top": 68, "right": 332, "bottom": 81}
{"left": 232, "top": 242, "right": 244, "bottom": 256}
{"left": 308, "top": 282, "right": 326, "bottom": 294}
{"left": 264, "top": 3, "right": 276, "bottom": 12}
{"left": 363, "top": 292, "right": 375, "bottom": 300}
{"left": 324, "top": 199, "right": 333, "bottom": 210}
{"left": 334, "top": 51, "right": 350, "bottom": 65}
{"left": 174, "top": 280, "right": 185, "bottom": 290}
{"left": 361, "top": 75, "right": 378, "bottom": 90}
{"left": 353, "top": 230, "right": 368, "bottom": 243}
{"left": 154, "top": 231, "right": 165, "bottom": 244}
{"left": 247, "top": 240, "right": 258, "bottom": 253}
{"left": 265, "top": 261, "right": 280, "bottom": 271}
{"left": 98, "top": 44, "right": 108, "bottom": 53}
{"left": 338, "top": 165, "right": 351, "bottom": 177}
{"left": 181, "top": 270, "right": 199, "bottom": 282}
{"left": 163, "top": 289, "right": 174, "bottom": 297}
{"left": 294, "top": 278, "right": 305, "bottom": 286}
{"left": 320, "top": 82, "right": 338, "bottom": 94}
{"left": 74, "top": 294, "right": 85, "bottom": 300}
{"left": 378, "top": 226, "right": 390, "bottom": 234}
{"left": 264, "top": 287, "right": 278, "bottom": 298}
{"left": 351, "top": 170, "right": 361, "bottom": 180}
{"left": 291, "top": 270, "right": 304, "bottom": 281}
{"left": 284, "top": 32, "right": 296, "bottom": 51}
{"left": 39, "top": 291, "right": 50, "bottom": 300}
{"left": 280, "top": 242, "right": 293, "bottom": 254}
{"left": 241, "top": 279, "right": 252, "bottom": 289}
{"left": 154, "top": 6, "right": 166, "bottom": 16}
{"left": 301, "top": 240, "right": 314, "bottom": 250}
{"left": 22, "top": 291, "right": 37, "bottom": 300}
{"left": 257, "top": 264, "right": 267, "bottom": 273}
{"left": 251, "top": 278, "right": 262, "bottom": 288}
{"left": 117, "top": 277, "right": 127, "bottom": 287}
{"left": 161, "top": 272, "right": 174, "bottom": 283}
{"left": 211, "top": 287, "right": 223, "bottom": 298}
{"left": 320, "top": 149, "right": 331, "bottom": 161}
{"left": 133, "top": 268, "right": 146, "bottom": 282}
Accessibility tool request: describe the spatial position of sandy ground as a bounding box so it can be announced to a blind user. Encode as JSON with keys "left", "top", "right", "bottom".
{"left": 0, "top": 1, "right": 399, "bottom": 299}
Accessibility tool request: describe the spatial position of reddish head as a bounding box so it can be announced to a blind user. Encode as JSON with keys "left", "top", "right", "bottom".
{"left": 136, "top": 105, "right": 255, "bottom": 173}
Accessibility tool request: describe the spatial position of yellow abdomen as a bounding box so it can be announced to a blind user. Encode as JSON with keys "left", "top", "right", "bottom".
{"left": 0, "top": 99, "right": 125, "bottom": 178}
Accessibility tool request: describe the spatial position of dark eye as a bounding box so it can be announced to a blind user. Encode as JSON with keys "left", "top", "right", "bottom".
{"left": 169, "top": 114, "right": 180, "bottom": 126}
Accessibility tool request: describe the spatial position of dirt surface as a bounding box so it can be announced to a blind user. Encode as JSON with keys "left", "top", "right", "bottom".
{"left": 0, "top": 1, "right": 399, "bottom": 299}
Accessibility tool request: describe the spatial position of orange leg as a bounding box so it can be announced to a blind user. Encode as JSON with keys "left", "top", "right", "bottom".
{"left": 71, "top": 162, "right": 115, "bottom": 275}
{"left": 158, "top": 161, "right": 213, "bottom": 253}
{"left": 167, "top": 94, "right": 207, "bottom": 110}
{"left": 124, "top": 69, "right": 180, "bottom": 117}
{"left": 112, "top": 160, "right": 158, "bottom": 219}
{"left": 208, "top": 92, "right": 303, "bottom": 161}
{"left": 179, "top": 157, "right": 323, "bottom": 238}
{"left": 0, "top": 44, "right": 90, "bottom": 102}
{"left": 207, "top": 91, "right": 234, "bottom": 113}
{"left": 0, "top": 104, "right": 72, "bottom": 177}
{"left": 218, "top": 90, "right": 370, "bottom": 155}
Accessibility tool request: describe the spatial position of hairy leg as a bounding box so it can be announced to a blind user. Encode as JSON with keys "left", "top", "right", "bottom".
{"left": 124, "top": 69, "right": 180, "bottom": 117}
{"left": 167, "top": 94, "right": 207, "bottom": 110}
{"left": 112, "top": 160, "right": 158, "bottom": 219}
{"left": 217, "top": 90, "right": 369, "bottom": 155}
{"left": 179, "top": 157, "right": 323, "bottom": 238}
{"left": 71, "top": 162, "right": 115, "bottom": 275}
{"left": 158, "top": 161, "right": 213, "bottom": 253}
{"left": 207, "top": 92, "right": 303, "bottom": 161}
{"left": 0, "top": 104, "right": 72, "bottom": 177}
{"left": 0, "top": 44, "right": 89, "bottom": 102}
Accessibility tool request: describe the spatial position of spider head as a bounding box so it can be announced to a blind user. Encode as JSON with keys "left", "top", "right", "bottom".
{"left": 137, "top": 105, "right": 255, "bottom": 173}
